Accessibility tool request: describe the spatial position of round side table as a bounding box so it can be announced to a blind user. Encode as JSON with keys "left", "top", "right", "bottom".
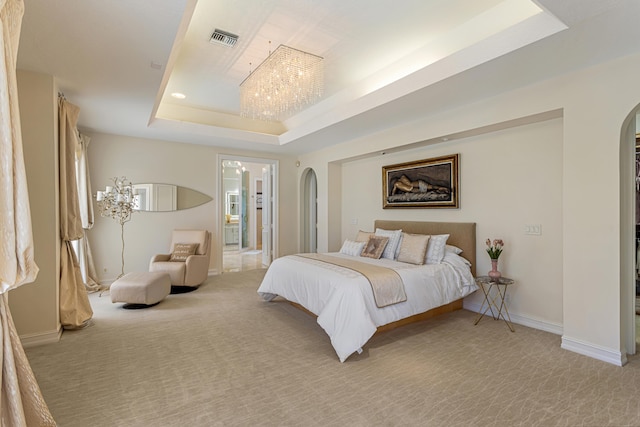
{"left": 473, "top": 276, "right": 515, "bottom": 332}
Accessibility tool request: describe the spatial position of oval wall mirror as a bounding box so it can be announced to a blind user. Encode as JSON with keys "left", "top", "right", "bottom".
{"left": 132, "top": 183, "right": 212, "bottom": 212}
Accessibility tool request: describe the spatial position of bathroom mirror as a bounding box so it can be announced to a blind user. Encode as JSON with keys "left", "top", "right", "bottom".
{"left": 132, "top": 183, "right": 212, "bottom": 212}
{"left": 225, "top": 191, "right": 240, "bottom": 220}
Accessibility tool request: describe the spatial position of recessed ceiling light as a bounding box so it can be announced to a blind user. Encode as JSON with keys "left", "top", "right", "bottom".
{"left": 171, "top": 92, "right": 186, "bottom": 99}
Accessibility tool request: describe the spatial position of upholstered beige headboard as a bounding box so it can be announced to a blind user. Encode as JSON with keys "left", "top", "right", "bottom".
{"left": 374, "top": 220, "right": 476, "bottom": 276}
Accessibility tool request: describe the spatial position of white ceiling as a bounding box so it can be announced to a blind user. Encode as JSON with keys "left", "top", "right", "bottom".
{"left": 16, "top": 0, "right": 640, "bottom": 155}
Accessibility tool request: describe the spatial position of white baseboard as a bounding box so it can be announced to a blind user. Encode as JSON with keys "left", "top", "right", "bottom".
{"left": 464, "top": 300, "right": 564, "bottom": 335}
{"left": 208, "top": 269, "right": 218, "bottom": 276}
{"left": 561, "top": 336, "right": 627, "bottom": 366}
{"left": 464, "top": 299, "right": 626, "bottom": 366}
{"left": 20, "top": 327, "right": 62, "bottom": 348}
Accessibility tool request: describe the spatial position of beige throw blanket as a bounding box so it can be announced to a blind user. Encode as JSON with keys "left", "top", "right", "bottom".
{"left": 296, "top": 254, "right": 407, "bottom": 308}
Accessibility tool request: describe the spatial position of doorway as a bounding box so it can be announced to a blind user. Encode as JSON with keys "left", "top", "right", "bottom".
{"left": 622, "top": 110, "right": 640, "bottom": 357}
{"left": 634, "top": 128, "right": 640, "bottom": 349}
{"left": 219, "top": 156, "right": 278, "bottom": 273}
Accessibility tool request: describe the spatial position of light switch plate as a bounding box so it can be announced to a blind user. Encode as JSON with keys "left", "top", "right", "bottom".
{"left": 524, "top": 224, "right": 542, "bottom": 235}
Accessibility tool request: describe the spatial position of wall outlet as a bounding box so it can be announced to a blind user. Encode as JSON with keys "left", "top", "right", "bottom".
{"left": 350, "top": 218, "right": 358, "bottom": 225}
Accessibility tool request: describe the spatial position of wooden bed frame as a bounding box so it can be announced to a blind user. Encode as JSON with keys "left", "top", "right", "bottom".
{"left": 290, "top": 220, "right": 477, "bottom": 334}
{"left": 290, "top": 298, "right": 463, "bottom": 334}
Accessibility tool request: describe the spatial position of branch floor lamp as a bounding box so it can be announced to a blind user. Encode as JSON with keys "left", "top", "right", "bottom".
{"left": 95, "top": 176, "right": 138, "bottom": 279}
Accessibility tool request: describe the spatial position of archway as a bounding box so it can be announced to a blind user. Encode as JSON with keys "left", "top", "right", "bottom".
{"left": 301, "top": 168, "right": 317, "bottom": 253}
{"left": 620, "top": 107, "right": 639, "bottom": 356}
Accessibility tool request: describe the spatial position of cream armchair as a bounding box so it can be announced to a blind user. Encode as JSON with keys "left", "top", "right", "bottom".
{"left": 149, "top": 229, "right": 211, "bottom": 289}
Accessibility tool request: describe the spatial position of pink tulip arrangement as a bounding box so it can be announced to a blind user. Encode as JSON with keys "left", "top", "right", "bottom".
{"left": 486, "top": 238, "right": 504, "bottom": 259}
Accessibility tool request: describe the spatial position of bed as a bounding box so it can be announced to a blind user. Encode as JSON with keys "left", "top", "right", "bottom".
{"left": 257, "top": 220, "right": 478, "bottom": 362}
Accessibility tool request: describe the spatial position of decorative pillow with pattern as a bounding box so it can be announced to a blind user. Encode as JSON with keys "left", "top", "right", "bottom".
{"left": 374, "top": 228, "right": 403, "bottom": 260}
{"left": 169, "top": 243, "right": 199, "bottom": 262}
{"left": 360, "top": 236, "right": 389, "bottom": 259}
{"left": 425, "top": 234, "right": 450, "bottom": 264}
{"left": 397, "top": 233, "right": 430, "bottom": 265}
{"left": 339, "top": 239, "right": 366, "bottom": 257}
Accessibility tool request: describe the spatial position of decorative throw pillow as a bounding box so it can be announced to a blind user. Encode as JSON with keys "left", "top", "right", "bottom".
{"left": 360, "top": 236, "right": 389, "bottom": 259}
{"left": 355, "top": 230, "right": 374, "bottom": 243}
{"left": 397, "top": 233, "right": 430, "bottom": 265}
{"left": 169, "top": 243, "right": 199, "bottom": 262}
{"left": 445, "top": 244, "right": 463, "bottom": 255}
{"left": 374, "top": 228, "right": 403, "bottom": 260}
{"left": 339, "top": 239, "right": 366, "bottom": 257}
{"left": 425, "top": 234, "right": 450, "bottom": 264}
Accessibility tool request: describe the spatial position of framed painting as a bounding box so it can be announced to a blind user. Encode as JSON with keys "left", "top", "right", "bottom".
{"left": 382, "top": 154, "right": 459, "bottom": 209}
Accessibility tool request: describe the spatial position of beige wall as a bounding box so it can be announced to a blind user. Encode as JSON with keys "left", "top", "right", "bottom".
{"left": 87, "top": 133, "right": 298, "bottom": 282}
{"left": 338, "top": 119, "right": 563, "bottom": 328}
{"left": 10, "top": 70, "right": 60, "bottom": 341}
{"left": 299, "top": 52, "right": 640, "bottom": 365}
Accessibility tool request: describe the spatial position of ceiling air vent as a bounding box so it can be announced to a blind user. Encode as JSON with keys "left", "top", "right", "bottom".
{"left": 210, "top": 29, "right": 238, "bottom": 47}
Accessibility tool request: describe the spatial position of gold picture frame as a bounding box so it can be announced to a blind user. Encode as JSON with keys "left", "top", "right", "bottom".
{"left": 382, "top": 154, "right": 459, "bottom": 209}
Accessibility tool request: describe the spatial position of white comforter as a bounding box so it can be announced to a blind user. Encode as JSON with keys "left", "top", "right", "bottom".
{"left": 257, "top": 252, "right": 478, "bottom": 362}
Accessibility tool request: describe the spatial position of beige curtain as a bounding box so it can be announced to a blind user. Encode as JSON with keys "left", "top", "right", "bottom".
{"left": 58, "top": 97, "right": 93, "bottom": 328}
{"left": 0, "top": 0, "right": 56, "bottom": 424}
{"left": 71, "top": 234, "right": 101, "bottom": 292}
{"left": 73, "top": 133, "right": 102, "bottom": 292}
{"left": 0, "top": 0, "right": 35, "bottom": 294}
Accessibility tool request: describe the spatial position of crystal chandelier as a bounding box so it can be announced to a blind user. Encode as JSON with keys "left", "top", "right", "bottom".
{"left": 95, "top": 176, "right": 139, "bottom": 279}
{"left": 240, "top": 44, "right": 323, "bottom": 121}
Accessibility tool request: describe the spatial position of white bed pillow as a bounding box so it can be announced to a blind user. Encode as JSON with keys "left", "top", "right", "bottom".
{"left": 339, "top": 239, "right": 366, "bottom": 257}
{"left": 445, "top": 244, "right": 463, "bottom": 255}
{"left": 425, "top": 234, "right": 450, "bottom": 264}
{"left": 397, "top": 233, "right": 430, "bottom": 265}
{"left": 374, "top": 228, "right": 403, "bottom": 260}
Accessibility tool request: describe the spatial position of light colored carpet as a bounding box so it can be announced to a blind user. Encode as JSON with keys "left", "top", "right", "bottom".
{"left": 25, "top": 270, "right": 640, "bottom": 426}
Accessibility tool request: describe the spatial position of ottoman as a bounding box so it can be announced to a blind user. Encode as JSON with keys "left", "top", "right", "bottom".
{"left": 110, "top": 272, "right": 171, "bottom": 308}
